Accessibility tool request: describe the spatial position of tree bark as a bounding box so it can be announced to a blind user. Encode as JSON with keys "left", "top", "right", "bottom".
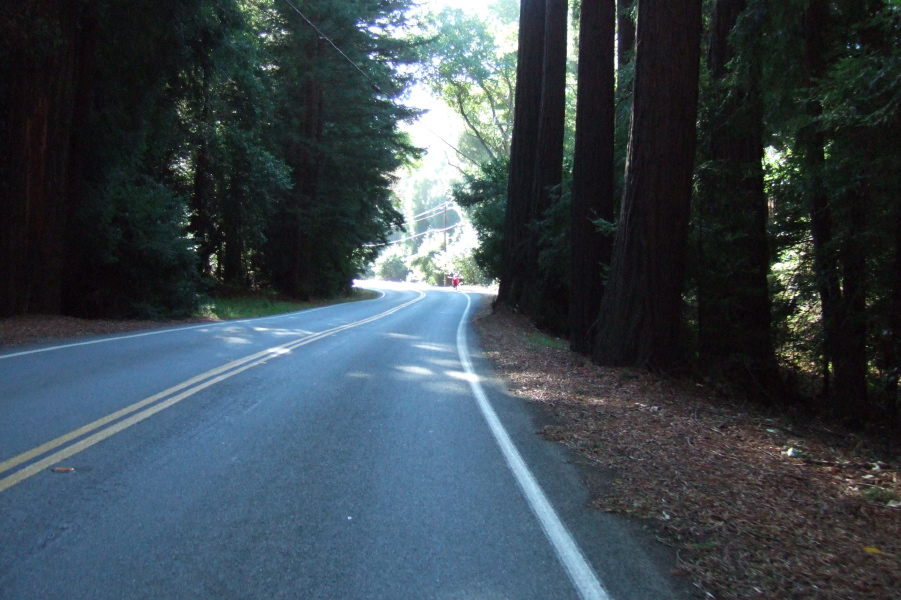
{"left": 593, "top": 0, "right": 702, "bottom": 370}
{"left": 530, "top": 0, "right": 569, "bottom": 327}
{"left": 569, "top": 0, "right": 615, "bottom": 354}
{"left": 833, "top": 182, "right": 869, "bottom": 419}
{"left": 290, "top": 39, "right": 324, "bottom": 300}
{"left": 190, "top": 49, "right": 217, "bottom": 277}
{"left": 221, "top": 160, "right": 246, "bottom": 286}
{"left": 886, "top": 201, "right": 901, "bottom": 435}
{"left": 616, "top": 0, "right": 635, "bottom": 70}
{"left": 0, "top": 1, "right": 85, "bottom": 316}
{"left": 498, "top": 0, "right": 546, "bottom": 308}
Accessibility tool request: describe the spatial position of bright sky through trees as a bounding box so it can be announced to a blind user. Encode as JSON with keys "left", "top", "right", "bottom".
{"left": 400, "top": 0, "right": 498, "bottom": 174}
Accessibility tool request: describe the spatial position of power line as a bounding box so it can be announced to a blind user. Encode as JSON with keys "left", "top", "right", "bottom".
{"left": 424, "top": 127, "right": 481, "bottom": 164}
{"left": 277, "top": 0, "right": 383, "bottom": 94}
{"left": 408, "top": 207, "right": 452, "bottom": 225}
{"left": 409, "top": 201, "right": 451, "bottom": 221}
{"left": 363, "top": 223, "right": 460, "bottom": 248}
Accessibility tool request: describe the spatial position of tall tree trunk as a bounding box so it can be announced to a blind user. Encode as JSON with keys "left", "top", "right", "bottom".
{"left": 0, "top": 1, "right": 84, "bottom": 316}
{"left": 616, "top": 0, "right": 635, "bottom": 70}
{"left": 593, "top": 0, "right": 702, "bottom": 370}
{"left": 291, "top": 41, "right": 323, "bottom": 300}
{"left": 799, "top": 0, "right": 843, "bottom": 398}
{"left": 886, "top": 201, "right": 901, "bottom": 438}
{"left": 221, "top": 162, "right": 246, "bottom": 286}
{"left": 530, "top": 0, "right": 569, "bottom": 327}
{"left": 569, "top": 0, "right": 615, "bottom": 354}
{"left": 697, "top": 0, "right": 776, "bottom": 388}
{"left": 190, "top": 53, "right": 216, "bottom": 277}
{"left": 498, "top": 0, "right": 546, "bottom": 308}
{"left": 60, "top": 6, "right": 98, "bottom": 317}
{"left": 833, "top": 182, "right": 869, "bottom": 419}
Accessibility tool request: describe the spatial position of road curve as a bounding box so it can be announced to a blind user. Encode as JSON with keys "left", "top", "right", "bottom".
{"left": 0, "top": 282, "right": 682, "bottom": 599}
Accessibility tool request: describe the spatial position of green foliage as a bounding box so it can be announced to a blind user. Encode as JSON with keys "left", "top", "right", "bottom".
{"left": 818, "top": 6, "right": 901, "bottom": 130}
{"left": 447, "top": 252, "right": 488, "bottom": 286}
{"left": 204, "top": 296, "right": 310, "bottom": 320}
{"left": 527, "top": 332, "right": 569, "bottom": 350}
{"left": 375, "top": 252, "right": 410, "bottom": 282}
{"left": 418, "top": 6, "right": 518, "bottom": 164}
{"left": 259, "top": 0, "right": 423, "bottom": 298}
{"left": 73, "top": 175, "right": 200, "bottom": 319}
{"left": 409, "top": 242, "right": 445, "bottom": 285}
{"left": 175, "top": 0, "right": 292, "bottom": 285}
{"left": 451, "top": 157, "right": 509, "bottom": 281}
{"left": 0, "top": 0, "right": 422, "bottom": 317}
{"left": 684, "top": 0, "right": 901, "bottom": 415}
{"left": 57, "top": 0, "right": 218, "bottom": 318}
{"left": 203, "top": 286, "right": 379, "bottom": 319}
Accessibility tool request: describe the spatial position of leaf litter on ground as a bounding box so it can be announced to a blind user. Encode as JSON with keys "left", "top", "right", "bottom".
{"left": 473, "top": 306, "right": 900, "bottom": 600}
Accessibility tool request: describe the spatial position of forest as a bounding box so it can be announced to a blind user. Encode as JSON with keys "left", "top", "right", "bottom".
{"left": 438, "top": 0, "right": 900, "bottom": 431}
{"left": 0, "top": 0, "right": 421, "bottom": 318}
{"left": 2, "top": 0, "right": 900, "bottom": 429}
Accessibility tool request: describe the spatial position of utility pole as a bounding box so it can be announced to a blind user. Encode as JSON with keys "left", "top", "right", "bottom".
{"left": 443, "top": 203, "right": 448, "bottom": 286}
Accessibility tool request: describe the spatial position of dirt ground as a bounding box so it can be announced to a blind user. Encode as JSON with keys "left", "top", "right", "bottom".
{"left": 0, "top": 314, "right": 211, "bottom": 348}
{"left": 3, "top": 305, "right": 900, "bottom": 599}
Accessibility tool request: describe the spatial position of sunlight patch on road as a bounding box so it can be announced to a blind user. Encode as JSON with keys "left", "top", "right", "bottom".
{"left": 445, "top": 369, "right": 478, "bottom": 383}
{"left": 265, "top": 347, "right": 293, "bottom": 357}
{"left": 412, "top": 342, "right": 454, "bottom": 354}
{"left": 426, "top": 357, "right": 461, "bottom": 368}
{"left": 395, "top": 365, "right": 434, "bottom": 377}
{"left": 345, "top": 371, "right": 372, "bottom": 379}
{"left": 251, "top": 327, "right": 313, "bottom": 337}
{"left": 217, "top": 336, "right": 253, "bottom": 345}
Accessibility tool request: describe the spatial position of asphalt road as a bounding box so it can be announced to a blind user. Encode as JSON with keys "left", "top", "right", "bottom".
{"left": 0, "top": 283, "right": 684, "bottom": 600}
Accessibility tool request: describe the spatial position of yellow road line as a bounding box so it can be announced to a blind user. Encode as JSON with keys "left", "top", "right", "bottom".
{"left": 0, "top": 292, "right": 424, "bottom": 493}
{"left": 0, "top": 335, "right": 312, "bottom": 476}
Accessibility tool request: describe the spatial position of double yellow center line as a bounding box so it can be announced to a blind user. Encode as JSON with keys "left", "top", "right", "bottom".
{"left": 0, "top": 292, "right": 424, "bottom": 493}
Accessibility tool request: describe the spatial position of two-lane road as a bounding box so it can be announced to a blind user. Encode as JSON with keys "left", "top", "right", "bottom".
{"left": 0, "top": 283, "right": 682, "bottom": 599}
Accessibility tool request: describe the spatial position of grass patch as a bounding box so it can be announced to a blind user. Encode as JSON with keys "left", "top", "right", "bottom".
{"left": 862, "top": 486, "right": 900, "bottom": 504}
{"left": 201, "top": 287, "right": 379, "bottom": 320}
{"left": 526, "top": 332, "right": 569, "bottom": 350}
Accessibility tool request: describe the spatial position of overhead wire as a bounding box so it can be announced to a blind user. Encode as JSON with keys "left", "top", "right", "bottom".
{"left": 277, "top": 0, "right": 383, "bottom": 94}
{"left": 362, "top": 223, "right": 460, "bottom": 248}
{"left": 409, "top": 201, "right": 451, "bottom": 221}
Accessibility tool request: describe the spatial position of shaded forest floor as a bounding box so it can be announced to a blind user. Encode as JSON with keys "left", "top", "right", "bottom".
{"left": 0, "top": 314, "right": 211, "bottom": 347}
{"left": 472, "top": 306, "right": 900, "bottom": 600}
{"left": 3, "top": 304, "right": 900, "bottom": 599}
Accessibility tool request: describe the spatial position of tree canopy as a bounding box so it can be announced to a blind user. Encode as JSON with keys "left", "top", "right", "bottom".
{"left": 0, "top": 0, "right": 423, "bottom": 317}
{"left": 436, "top": 0, "right": 901, "bottom": 427}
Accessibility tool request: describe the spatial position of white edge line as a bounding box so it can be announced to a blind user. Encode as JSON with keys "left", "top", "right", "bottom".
{"left": 455, "top": 293, "right": 612, "bottom": 600}
{"left": 0, "top": 289, "right": 394, "bottom": 361}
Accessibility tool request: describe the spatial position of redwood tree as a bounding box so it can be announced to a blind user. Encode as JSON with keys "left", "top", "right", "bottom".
{"left": 616, "top": 0, "right": 635, "bottom": 70}
{"left": 593, "top": 0, "right": 703, "bottom": 370}
{"left": 0, "top": 1, "right": 90, "bottom": 316}
{"left": 530, "top": 0, "right": 569, "bottom": 326}
{"left": 798, "top": 0, "right": 868, "bottom": 415}
{"left": 498, "top": 0, "right": 546, "bottom": 308}
{"left": 569, "top": 0, "right": 615, "bottom": 353}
